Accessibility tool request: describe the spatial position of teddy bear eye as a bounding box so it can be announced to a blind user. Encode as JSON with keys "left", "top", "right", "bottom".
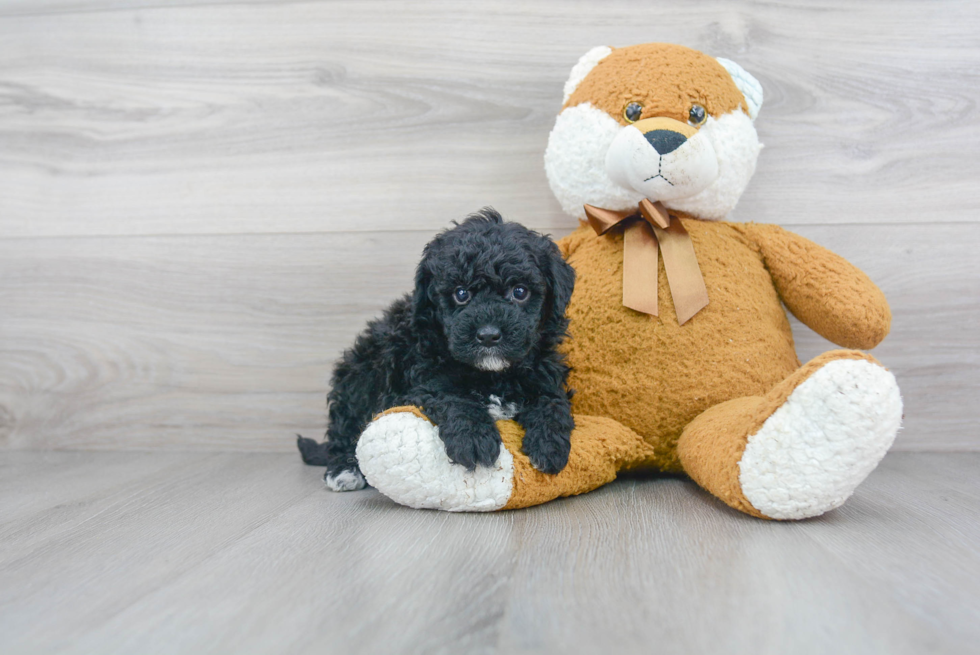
{"left": 623, "top": 102, "right": 643, "bottom": 123}
{"left": 453, "top": 287, "right": 471, "bottom": 305}
{"left": 688, "top": 104, "right": 707, "bottom": 126}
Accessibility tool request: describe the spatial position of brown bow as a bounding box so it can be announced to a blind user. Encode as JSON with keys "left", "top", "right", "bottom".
{"left": 584, "top": 199, "right": 709, "bottom": 325}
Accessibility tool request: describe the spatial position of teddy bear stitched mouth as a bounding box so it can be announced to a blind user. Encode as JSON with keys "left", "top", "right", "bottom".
{"left": 642, "top": 157, "right": 674, "bottom": 185}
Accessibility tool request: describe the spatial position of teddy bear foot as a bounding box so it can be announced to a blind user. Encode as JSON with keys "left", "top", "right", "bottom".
{"left": 357, "top": 407, "right": 655, "bottom": 512}
{"left": 679, "top": 351, "right": 903, "bottom": 520}
{"left": 738, "top": 356, "right": 903, "bottom": 520}
{"left": 355, "top": 407, "right": 516, "bottom": 512}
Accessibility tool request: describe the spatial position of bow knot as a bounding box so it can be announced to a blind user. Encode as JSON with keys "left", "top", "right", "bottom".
{"left": 584, "top": 199, "right": 709, "bottom": 325}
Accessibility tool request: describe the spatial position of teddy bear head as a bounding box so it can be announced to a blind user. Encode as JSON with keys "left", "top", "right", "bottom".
{"left": 544, "top": 43, "right": 764, "bottom": 221}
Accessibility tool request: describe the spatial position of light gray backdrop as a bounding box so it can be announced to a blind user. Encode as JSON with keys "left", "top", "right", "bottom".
{"left": 1, "top": 0, "right": 977, "bottom": 451}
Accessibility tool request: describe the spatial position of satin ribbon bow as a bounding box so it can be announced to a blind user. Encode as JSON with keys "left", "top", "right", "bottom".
{"left": 584, "top": 199, "right": 709, "bottom": 325}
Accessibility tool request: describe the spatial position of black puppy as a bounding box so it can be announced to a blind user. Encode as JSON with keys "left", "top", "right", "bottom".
{"left": 297, "top": 208, "right": 576, "bottom": 491}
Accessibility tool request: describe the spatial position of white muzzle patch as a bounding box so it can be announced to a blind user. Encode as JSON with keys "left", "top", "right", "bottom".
{"left": 476, "top": 354, "right": 509, "bottom": 372}
{"left": 605, "top": 125, "right": 718, "bottom": 202}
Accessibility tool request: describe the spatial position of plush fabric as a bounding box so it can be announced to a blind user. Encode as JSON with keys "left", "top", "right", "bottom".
{"left": 358, "top": 42, "right": 903, "bottom": 519}
{"left": 357, "top": 406, "right": 655, "bottom": 511}
{"left": 563, "top": 43, "right": 747, "bottom": 123}
{"left": 676, "top": 350, "right": 893, "bottom": 518}
{"left": 545, "top": 46, "right": 764, "bottom": 220}
{"left": 556, "top": 218, "right": 893, "bottom": 473}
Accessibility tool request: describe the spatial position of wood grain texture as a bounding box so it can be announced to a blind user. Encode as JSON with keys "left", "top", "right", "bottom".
{"left": 0, "top": 0, "right": 978, "bottom": 237}
{"left": 1, "top": 0, "right": 978, "bottom": 452}
{"left": 0, "top": 229, "right": 433, "bottom": 451}
{"left": 1, "top": 451, "right": 978, "bottom": 654}
{"left": 1, "top": 223, "right": 977, "bottom": 452}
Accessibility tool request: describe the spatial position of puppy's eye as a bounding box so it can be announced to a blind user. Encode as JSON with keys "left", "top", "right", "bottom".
{"left": 688, "top": 103, "right": 707, "bottom": 126}
{"left": 453, "top": 287, "right": 471, "bottom": 305}
{"left": 511, "top": 285, "right": 530, "bottom": 302}
{"left": 623, "top": 102, "right": 643, "bottom": 123}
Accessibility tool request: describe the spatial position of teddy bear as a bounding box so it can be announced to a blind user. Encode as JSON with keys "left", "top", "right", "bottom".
{"left": 352, "top": 43, "right": 903, "bottom": 520}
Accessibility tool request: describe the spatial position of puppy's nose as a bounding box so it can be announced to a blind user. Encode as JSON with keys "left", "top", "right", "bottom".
{"left": 476, "top": 326, "right": 502, "bottom": 346}
{"left": 644, "top": 129, "right": 687, "bottom": 155}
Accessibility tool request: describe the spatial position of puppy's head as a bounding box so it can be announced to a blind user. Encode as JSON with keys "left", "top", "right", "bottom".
{"left": 544, "top": 43, "right": 764, "bottom": 220}
{"left": 412, "top": 208, "right": 574, "bottom": 372}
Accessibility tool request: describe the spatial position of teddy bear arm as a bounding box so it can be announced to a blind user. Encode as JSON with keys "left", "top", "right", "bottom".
{"left": 742, "top": 223, "right": 892, "bottom": 349}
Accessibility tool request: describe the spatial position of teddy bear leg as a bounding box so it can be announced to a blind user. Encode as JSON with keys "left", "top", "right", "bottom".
{"left": 355, "top": 407, "right": 654, "bottom": 512}
{"left": 677, "top": 350, "right": 903, "bottom": 519}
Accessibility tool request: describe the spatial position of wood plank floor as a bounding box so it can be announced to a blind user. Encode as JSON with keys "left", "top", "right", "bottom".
{"left": 1, "top": 451, "right": 977, "bottom": 654}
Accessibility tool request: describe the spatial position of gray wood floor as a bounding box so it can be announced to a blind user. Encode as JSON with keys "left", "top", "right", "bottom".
{"left": 1, "top": 450, "right": 978, "bottom": 655}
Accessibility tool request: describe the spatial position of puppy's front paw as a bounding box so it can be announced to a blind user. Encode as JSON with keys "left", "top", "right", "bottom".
{"left": 324, "top": 467, "right": 367, "bottom": 492}
{"left": 440, "top": 420, "right": 502, "bottom": 470}
{"left": 522, "top": 425, "right": 571, "bottom": 475}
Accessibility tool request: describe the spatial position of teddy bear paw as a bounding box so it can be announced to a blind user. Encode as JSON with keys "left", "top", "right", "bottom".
{"left": 738, "top": 358, "right": 903, "bottom": 520}
{"left": 355, "top": 410, "right": 515, "bottom": 512}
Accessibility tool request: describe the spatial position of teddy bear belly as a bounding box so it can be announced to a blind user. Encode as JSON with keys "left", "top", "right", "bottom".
{"left": 559, "top": 222, "right": 801, "bottom": 473}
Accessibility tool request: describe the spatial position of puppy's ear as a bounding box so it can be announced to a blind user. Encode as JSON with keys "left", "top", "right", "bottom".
{"left": 540, "top": 238, "right": 576, "bottom": 334}
{"left": 411, "top": 250, "right": 438, "bottom": 330}
{"left": 548, "top": 243, "right": 576, "bottom": 320}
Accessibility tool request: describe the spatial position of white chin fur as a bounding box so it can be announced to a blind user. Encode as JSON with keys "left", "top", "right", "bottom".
{"left": 476, "top": 355, "right": 509, "bottom": 372}
{"left": 605, "top": 125, "right": 718, "bottom": 202}
{"left": 545, "top": 104, "right": 762, "bottom": 221}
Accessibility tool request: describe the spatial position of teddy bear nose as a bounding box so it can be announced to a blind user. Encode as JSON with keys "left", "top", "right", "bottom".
{"left": 476, "top": 326, "right": 502, "bottom": 346}
{"left": 644, "top": 129, "right": 688, "bottom": 155}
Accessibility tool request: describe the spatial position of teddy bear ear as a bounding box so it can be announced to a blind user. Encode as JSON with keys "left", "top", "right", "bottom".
{"left": 715, "top": 57, "right": 764, "bottom": 120}
{"left": 562, "top": 46, "right": 613, "bottom": 105}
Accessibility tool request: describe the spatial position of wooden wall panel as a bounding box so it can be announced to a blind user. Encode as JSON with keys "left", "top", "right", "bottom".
{"left": 0, "top": 230, "right": 429, "bottom": 450}
{"left": 1, "top": 0, "right": 977, "bottom": 451}
{"left": 1, "top": 223, "right": 976, "bottom": 451}
{"left": 0, "top": 0, "right": 978, "bottom": 237}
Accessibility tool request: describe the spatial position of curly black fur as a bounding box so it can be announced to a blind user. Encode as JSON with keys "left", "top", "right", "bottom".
{"left": 297, "top": 208, "right": 577, "bottom": 487}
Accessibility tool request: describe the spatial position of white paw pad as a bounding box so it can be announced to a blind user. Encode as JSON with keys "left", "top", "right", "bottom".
{"left": 739, "top": 359, "right": 903, "bottom": 520}
{"left": 355, "top": 412, "right": 514, "bottom": 512}
{"left": 324, "top": 469, "right": 367, "bottom": 492}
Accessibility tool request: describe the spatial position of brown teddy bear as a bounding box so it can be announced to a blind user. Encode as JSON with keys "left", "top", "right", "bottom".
{"left": 353, "top": 43, "right": 903, "bottom": 520}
